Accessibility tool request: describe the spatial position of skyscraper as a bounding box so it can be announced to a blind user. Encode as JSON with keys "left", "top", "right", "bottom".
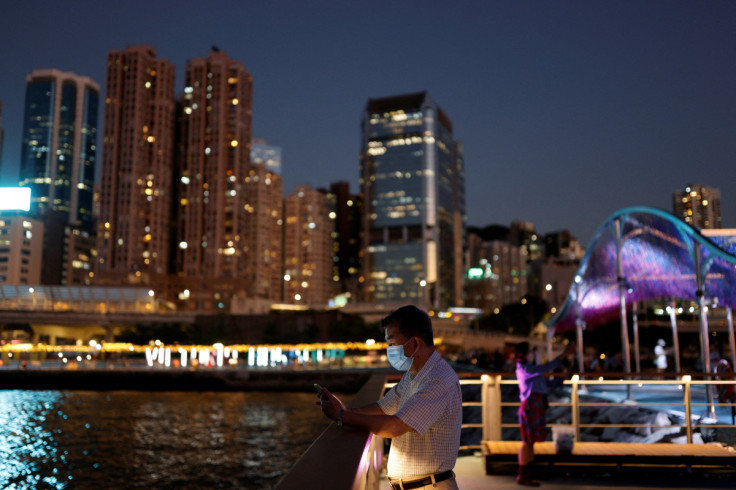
{"left": 244, "top": 139, "right": 283, "bottom": 302}
{"left": 283, "top": 185, "right": 332, "bottom": 307}
{"left": 174, "top": 49, "right": 253, "bottom": 309}
{"left": 96, "top": 46, "right": 176, "bottom": 286}
{"left": 19, "top": 69, "right": 99, "bottom": 227}
{"left": 360, "top": 91, "right": 466, "bottom": 309}
{"left": 673, "top": 184, "right": 722, "bottom": 229}
{"left": 323, "top": 181, "right": 362, "bottom": 300}
{"left": 0, "top": 101, "right": 4, "bottom": 171}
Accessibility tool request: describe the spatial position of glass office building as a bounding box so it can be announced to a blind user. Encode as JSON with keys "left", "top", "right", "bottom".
{"left": 360, "top": 92, "right": 466, "bottom": 309}
{"left": 20, "top": 69, "right": 99, "bottom": 228}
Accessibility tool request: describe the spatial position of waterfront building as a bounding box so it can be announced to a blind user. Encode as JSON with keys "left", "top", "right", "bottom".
{"left": 360, "top": 91, "right": 466, "bottom": 309}
{"left": 19, "top": 69, "right": 99, "bottom": 227}
{"left": 174, "top": 49, "right": 253, "bottom": 310}
{"left": 465, "top": 230, "right": 527, "bottom": 313}
{"left": 322, "top": 181, "right": 362, "bottom": 303}
{"left": 673, "top": 184, "right": 722, "bottom": 229}
{"left": 527, "top": 230, "right": 583, "bottom": 315}
{"left": 510, "top": 220, "right": 543, "bottom": 262}
{"left": 243, "top": 142, "right": 283, "bottom": 302}
{"left": 0, "top": 214, "right": 43, "bottom": 285}
{"left": 283, "top": 185, "right": 332, "bottom": 307}
{"left": 96, "top": 46, "right": 176, "bottom": 289}
{"left": 0, "top": 101, "right": 4, "bottom": 170}
{"left": 17, "top": 70, "right": 99, "bottom": 286}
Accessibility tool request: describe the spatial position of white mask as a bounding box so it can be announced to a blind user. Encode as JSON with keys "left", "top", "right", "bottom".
{"left": 387, "top": 339, "right": 414, "bottom": 371}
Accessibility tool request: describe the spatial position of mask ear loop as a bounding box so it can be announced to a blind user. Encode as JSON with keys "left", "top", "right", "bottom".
{"left": 405, "top": 337, "right": 417, "bottom": 357}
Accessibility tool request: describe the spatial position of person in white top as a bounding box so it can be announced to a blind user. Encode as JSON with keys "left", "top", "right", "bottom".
{"left": 317, "top": 305, "right": 462, "bottom": 490}
{"left": 654, "top": 339, "right": 668, "bottom": 372}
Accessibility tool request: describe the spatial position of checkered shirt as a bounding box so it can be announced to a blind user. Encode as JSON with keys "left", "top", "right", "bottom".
{"left": 377, "top": 350, "right": 462, "bottom": 479}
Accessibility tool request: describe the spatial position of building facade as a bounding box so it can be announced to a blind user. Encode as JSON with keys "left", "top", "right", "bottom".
{"left": 251, "top": 138, "right": 282, "bottom": 174}
{"left": 0, "top": 101, "right": 4, "bottom": 171}
{"left": 465, "top": 232, "right": 528, "bottom": 313}
{"left": 20, "top": 69, "right": 99, "bottom": 228}
{"left": 0, "top": 215, "right": 44, "bottom": 285}
{"left": 360, "top": 91, "right": 466, "bottom": 309}
{"left": 322, "top": 181, "right": 362, "bottom": 303}
{"left": 173, "top": 49, "right": 253, "bottom": 310}
{"left": 18, "top": 69, "right": 99, "bottom": 286}
{"left": 95, "top": 46, "right": 176, "bottom": 287}
{"left": 283, "top": 185, "right": 332, "bottom": 307}
{"left": 673, "top": 184, "right": 722, "bottom": 230}
{"left": 244, "top": 143, "right": 283, "bottom": 302}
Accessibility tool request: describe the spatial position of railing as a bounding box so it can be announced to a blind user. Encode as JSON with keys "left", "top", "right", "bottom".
{"left": 274, "top": 374, "right": 386, "bottom": 490}
{"left": 384, "top": 374, "right": 498, "bottom": 451}
{"left": 485, "top": 373, "right": 736, "bottom": 445}
{"left": 276, "top": 371, "right": 736, "bottom": 489}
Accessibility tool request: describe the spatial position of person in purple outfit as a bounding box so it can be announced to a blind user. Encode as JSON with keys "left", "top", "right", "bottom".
{"left": 514, "top": 341, "right": 575, "bottom": 486}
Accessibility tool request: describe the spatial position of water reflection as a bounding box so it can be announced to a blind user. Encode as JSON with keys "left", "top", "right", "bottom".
{"left": 0, "top": 391, "right": 330, "bottom": 489}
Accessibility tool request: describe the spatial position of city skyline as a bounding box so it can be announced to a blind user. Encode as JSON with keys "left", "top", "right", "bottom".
{"left": 1, "top": 1, "right": 734, "bottom": 245}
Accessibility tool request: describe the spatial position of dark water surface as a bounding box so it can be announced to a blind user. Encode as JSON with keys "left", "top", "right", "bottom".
{"left": 0, "top": 390, "right": 332, "bottom": 489}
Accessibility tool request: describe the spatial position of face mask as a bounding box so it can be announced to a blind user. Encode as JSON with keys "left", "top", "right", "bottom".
{"left": 387, "top": 339, "right": 414, "bottom": 371}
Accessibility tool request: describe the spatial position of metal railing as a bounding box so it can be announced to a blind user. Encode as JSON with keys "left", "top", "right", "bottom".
{"left": 484, "top": 373, "right": 736, "bottom": 445}
{"left": 276, "top": 372, "right": 736, "bottom": 489}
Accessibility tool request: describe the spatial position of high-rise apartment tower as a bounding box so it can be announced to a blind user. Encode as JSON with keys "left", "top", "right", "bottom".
{"left": 283, "top": 185, "right": 332, "bottom": 307}
{"left": 96, "top": 46, "right": 176, "bottom": 286}
{"left": 673, "top": 184, "right": 722, "bottom": 229}
{"left": 323, "top": 181, "right": 362, "bottom": 300}
{"left": 360, "top": 91, "right": 466, "bottom": 309}
{"left": 244, "top": 139, "right": 283, "bottom": 302}
{"left": 174, "top": 49, "right": 253, "bottom": 309}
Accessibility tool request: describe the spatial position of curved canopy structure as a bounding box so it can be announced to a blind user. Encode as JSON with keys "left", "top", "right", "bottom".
{"left": 548, "top": 206, "right": 736, "bottom": 335}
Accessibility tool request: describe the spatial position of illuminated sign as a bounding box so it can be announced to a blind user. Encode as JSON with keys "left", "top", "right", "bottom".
{"left": 467, "top": 267, "right": 483, "bottom": 279}
{"left": 0, "top": 188, "right": 31, "bottom": 211}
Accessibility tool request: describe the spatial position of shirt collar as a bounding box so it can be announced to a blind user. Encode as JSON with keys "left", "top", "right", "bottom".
{"left": 408, "top": 350, "right": 440, "bottom": 382}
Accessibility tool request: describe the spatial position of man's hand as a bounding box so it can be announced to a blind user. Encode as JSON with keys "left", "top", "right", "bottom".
{"left": 317, "top": 386, "right": 346, "bottom": 421}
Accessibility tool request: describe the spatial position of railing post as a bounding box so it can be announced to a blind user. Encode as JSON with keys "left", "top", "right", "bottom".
{"left": 683, "top": 375, "right": 693, "bottom": 444}
{"left": 571, "top": 374, "right": 580, "bottom": 442}
{"left": 482, "top": 374, "right": 502, "bottom": 441}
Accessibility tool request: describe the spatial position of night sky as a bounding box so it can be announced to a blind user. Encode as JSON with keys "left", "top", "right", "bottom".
{"left": 1, "top": 0, "right": 734, "bottom": 245}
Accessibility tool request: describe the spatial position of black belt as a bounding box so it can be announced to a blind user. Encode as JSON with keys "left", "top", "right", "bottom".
{"left": 388, "top": 470, "right": 454, "bottom": 490}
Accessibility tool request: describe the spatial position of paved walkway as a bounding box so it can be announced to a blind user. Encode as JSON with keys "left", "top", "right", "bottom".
{"left": 452, "top": 453, "right": 736, "bottom": 489}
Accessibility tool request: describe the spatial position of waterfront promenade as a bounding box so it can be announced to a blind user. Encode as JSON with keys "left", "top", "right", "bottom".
{"left": 451, "top": 452, "right": 736, "bottom": 489}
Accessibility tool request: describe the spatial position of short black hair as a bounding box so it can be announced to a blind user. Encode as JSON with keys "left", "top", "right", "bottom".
{"left": 381, "top": 305, "right": 434, "bottom": 346}
{"left": 514, "top": 342, "right": 530, "bottom": 362}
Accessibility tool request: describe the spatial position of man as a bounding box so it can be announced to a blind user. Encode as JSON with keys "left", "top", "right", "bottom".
{"left": 318, "top": 305, "right": 462, "bottom": 490}
{"left": 515, "top": 340, "right": 575, "bottom": 486}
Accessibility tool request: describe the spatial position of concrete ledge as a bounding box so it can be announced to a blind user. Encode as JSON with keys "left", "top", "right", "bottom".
{"left": 275, "top": 374, "right": 387, "bottom": 490}
{"left": 0, "top": 368, "right": 391, "bottom": 392}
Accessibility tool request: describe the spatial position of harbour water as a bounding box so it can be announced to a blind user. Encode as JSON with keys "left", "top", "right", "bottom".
{"left": 0, "top": 390, "right": 332, "bottom": 489}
